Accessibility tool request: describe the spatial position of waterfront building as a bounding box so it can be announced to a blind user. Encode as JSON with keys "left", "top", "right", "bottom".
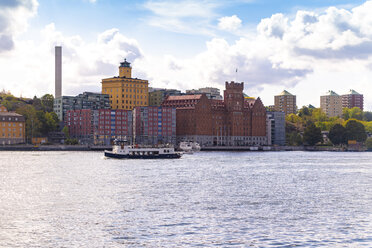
{"left": 134, "top": 106, "right": 176, "bottom": 145}
{"left": 101, "top": 59, "right": 148, "bottom": 110}
{"left": 54, "top": 92, "right": 110, "bottom": 121}
{"left": 0, "top": 105, "right": 26, "bottom": 145}
{"left": 342, "top": 89, "right": 364, "bottom": 111}
{"left": 320, "top": 90, "right": 342, "bottom": 117}
{"left": 148, "top": 88, "right": 182, "bottom": 106}
{"left": 65, "top": 107, "right": 176, "bottom": 145}
{"left": 274, "top": 90, "right": 297, "bottom": 115}
{"left": 162, "top": 81, "right": 267, "bottom": 147}
{"left": 267, "top": 111, "right": 286, "bottom": 146}
{"left": 186, "top": 87, "right": 223, "bottom": 100}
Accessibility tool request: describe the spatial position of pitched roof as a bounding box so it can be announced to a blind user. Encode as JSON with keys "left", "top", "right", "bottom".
{"left": 346, "top": 89, "right": 361, "bottom": 95}
{"left": 324, "top": 90, "right": 339, "bottom": 96}
{"left": 166, "top": 94, "right": 202, "bottom": 101}
{"left": 278, "top": 90, "right": 293, "bottom": 96}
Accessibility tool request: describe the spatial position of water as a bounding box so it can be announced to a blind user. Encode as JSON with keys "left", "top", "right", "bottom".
{"left": 0, "top": 151, "right": 371, "bottom": 247}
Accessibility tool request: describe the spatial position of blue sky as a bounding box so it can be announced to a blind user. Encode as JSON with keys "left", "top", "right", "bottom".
{"left": 1, "top": 0, "right": 372, "bottom": 109}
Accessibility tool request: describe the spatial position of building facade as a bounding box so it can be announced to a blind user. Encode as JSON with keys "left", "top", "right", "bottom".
{"left": 320, "top": 90, "right": 342, "bottom": 117}
{"left": 342, "top": 89, "right": 364, "bottom": 111}
{"left": 134, "top": 106, "right": 176, "bottom": 145}
{"left": 0, "top": 105, "right": 26, "bottom": 145}
{"left": 267, "top": 111, "right": 286, "bottom": 146}
{"left": 101, "top": 59, "right": 148, "bottom": 110}
{"left": 274, "top": 90, "right": 297, "bottom": 115}
{"left": 186, "top": 87, "right": 223, "bottom": 100}
{"left": 162, "top": 81, "right": 267, "bottom": 147}
{"left": 148, "top": 88, "right": 182, "bottom": 106}
{"left": 65, "top": 107, "right": 176, "bottom": 145}
{"left": 54, "top": 92, "right": 110, "bottom": 121}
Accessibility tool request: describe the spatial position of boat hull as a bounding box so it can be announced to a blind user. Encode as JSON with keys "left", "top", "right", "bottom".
{"left": 104, "top": 151, "right": 182, "bottom": 159}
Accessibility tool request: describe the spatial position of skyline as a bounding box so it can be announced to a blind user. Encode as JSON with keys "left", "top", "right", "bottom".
{"left": 0, "top": 0, "right": 372, "bottom": 110}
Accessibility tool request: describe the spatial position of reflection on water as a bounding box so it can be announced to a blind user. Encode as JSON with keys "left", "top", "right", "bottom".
{"left": 0, "top": 151, "right": 371, "bottom": 247}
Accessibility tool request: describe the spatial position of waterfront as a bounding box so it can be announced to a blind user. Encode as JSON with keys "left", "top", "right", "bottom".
{"left": 0, "top": 151, "right": 371, "bottom": 247}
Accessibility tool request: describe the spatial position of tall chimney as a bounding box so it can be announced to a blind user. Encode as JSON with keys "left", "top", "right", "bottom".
{"left": 55, "top": 46, "right": 62, "bottom": 98}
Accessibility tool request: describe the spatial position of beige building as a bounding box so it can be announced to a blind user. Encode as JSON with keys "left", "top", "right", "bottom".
{"left": 320, "top": 90, "right": 342, "bottom": 117}
{"left": 274, "top": 90, "right": 297, "bottom": 115}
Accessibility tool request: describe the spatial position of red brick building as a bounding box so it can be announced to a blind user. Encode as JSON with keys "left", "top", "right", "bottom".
{"left": 342, "top": 89, "right": 364, "bottom": 111}
{"left": 134, "top": 106, "right": 176, "bottom": 145}
{"left": 162, "top": 81, "right": 267, "bottom": 146}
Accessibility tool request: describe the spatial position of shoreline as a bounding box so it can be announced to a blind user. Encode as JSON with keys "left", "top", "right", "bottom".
{"left": 0, "top": 145, "right": 368, "bottom": 152}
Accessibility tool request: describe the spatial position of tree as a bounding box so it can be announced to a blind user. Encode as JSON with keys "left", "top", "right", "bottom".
{"left": 41, "top": 94, "right": 54, "bottom": 112}
{"left": 366, "top": 138, "right": 372, "bottom": 150}
{"left": 343, "top": 107, "right": 363, "bottom": 120}
{"left": 328, "top": 124, "right": 346, "bottom": 145}
{"left": 363, "top": 111, "right": 372, "bottom": 122}
{"left": 303, "top": 123, "right": 322, "bottom": 146}
{"left": 62, "top": 126, "right": 69, "bottom": 139}
{"left": 345, "top": 119, "right": 367, "bottom": 142}
{"left": 16, "top": 105, "right": 42, "bottom": 143}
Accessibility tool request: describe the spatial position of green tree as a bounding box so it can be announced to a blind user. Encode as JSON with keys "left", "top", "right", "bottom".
{"left": 328, "top": 124, "right": 346, "bottom": 145}
{"left": 41, "top": 94, "right": 54, "bottom": 112}
{"left": 345, "top": 119, "right": 367, "bottom": 142}
{"left": 363, "top": 111, "right": 372, "bottom": 122}
{"left": 303, "top": 123, "right": 322, "bottom": 146}
{"left": 16, "top": 105, "right": 42, "bottom": 142}
{"left": 32, "top": 96, "right": 43, "bottom": 111}
{"left": 366, "top": 138, "right": 372, "bottom": 150}
{"left": 45, "top": 112, "right": 59, "bottom": 133}
{"left": 62, "top": 126, "right": 69, "bottom": 139}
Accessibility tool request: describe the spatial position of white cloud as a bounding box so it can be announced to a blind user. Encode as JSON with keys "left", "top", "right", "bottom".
{"left": 218, "top": 15, "right": 242, "bottom": 31}
{"left": 0, "top": 0, "right": 38, "bottom": 52}
{"left": 2, "top": 0, "right": 372, "bottom": 110}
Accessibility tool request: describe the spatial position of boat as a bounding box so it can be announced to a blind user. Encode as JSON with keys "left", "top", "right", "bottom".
{"left": 104, "top": 140, "right": 182, "bottom": 159}
{"left": 179, "top": 141, "right": 201, "bottom": 153}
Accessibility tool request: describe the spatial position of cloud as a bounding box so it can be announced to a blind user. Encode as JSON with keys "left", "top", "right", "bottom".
{"left": 218, "top": 15, "right": 242, "bottom": 31}
{"left": 143, "top": 0, "right": 220, "bottom": 35}
{"left": 0, "top": 0, "right": 38, "bottom": 52}
{"left": 2, "top": 0, "right": 372, "bottom": 110}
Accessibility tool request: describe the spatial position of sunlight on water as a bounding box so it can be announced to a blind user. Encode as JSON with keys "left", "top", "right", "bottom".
{"left": 0, "top": 151, "right": 371, "bottom": 247}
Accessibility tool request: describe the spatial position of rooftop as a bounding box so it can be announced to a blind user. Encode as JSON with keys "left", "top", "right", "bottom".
{"left": 278, "top": 90, "right": 293, "bottom": 96}
{"left": 166, "top": 94, "right": 203, "bottom": 101}
{"left": 346, "top": 89, "right": 361, "bottom": 95}
{"left": 324, "top": 90, "right": 339, "bottom": 96}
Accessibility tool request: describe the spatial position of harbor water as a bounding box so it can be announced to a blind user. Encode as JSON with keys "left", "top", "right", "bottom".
{"left": 0, "top": 151, "right": 371, "bottom": 247}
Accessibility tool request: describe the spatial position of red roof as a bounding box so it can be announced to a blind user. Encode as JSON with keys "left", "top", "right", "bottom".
{"left": 166, "top": 94, "right": 202, "bottom": 101}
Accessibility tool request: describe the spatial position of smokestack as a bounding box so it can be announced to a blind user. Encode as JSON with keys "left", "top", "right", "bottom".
{"left": 55, "top": 46, "right": 62, "bottom": 98}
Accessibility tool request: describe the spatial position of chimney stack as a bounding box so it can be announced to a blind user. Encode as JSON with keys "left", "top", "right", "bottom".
{"left": 55, "top": 46, "right": 62, "bottom": 98}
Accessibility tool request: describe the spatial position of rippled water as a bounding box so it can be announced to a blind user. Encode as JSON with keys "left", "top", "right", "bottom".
{"left": 0, "top": 151, "right": 371, "bottom": 247}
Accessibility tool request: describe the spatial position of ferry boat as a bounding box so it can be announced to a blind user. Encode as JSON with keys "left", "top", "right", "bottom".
{"left": 104, "top": 140, "right": 182, "bottom": 159}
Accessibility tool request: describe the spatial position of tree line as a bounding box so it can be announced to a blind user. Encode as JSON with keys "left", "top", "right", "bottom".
{"left": 0, "top": 92, "right": 59, "bottom": 143}
{"left": 286, "top": 106, "right": 371, "bottom": 146}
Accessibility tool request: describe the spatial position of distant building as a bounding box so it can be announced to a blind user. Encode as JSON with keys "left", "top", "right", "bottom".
{"left": 148, "top": 88, "right": 182, "bottom": 106}
{"left": 134, "top": 106, "right": 176, "bottom": 145}
{"left": 65, "top": 107, "right": 176, "bottom": 146}
{"left": 101, "top": 59, "right": 148, "bottom": 110}
{"left": 274, "top": 90, "right": 297, "bottom": 115}
{"left": 342, "top": 89, "right": 364, "bottom": 111}
{"left": 54, "top": 92, "right": 110, "bottom": 121}
{"left": 186, "top": 87, "right": 223, "bottom": 100}
{"left": 162, "top": 81, "right": 267, "bottom": 147}
{"left": 320, "top": 90, "right": 342, "bottom": 117}
{"left": 267, "top": 111, "right": 285, "bottom": 146}
{"left": 0, "top": 105, "right": 25, "bottom": 145}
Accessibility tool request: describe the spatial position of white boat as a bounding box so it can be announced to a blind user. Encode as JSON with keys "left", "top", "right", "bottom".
{"left": 179, "top": 141, "right": 201, "bottom": 152}
{"left": 104, "top": 140, "right": 182, "bottom": 159}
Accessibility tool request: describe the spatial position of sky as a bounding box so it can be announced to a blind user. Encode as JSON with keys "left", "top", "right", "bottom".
{"left": 0, "top": 0, "right": 372, "bottom": 110}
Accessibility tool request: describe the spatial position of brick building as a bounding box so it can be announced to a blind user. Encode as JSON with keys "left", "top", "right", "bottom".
{"left": 134, "top": 106, "right": 176, "bottom": 145}
{"left": 65, "top": 107, "right": 176, "bottom": 145}
{"left": 162, "top": 81, "right": 267, "bottom": 147}
{"left": 342, "top": 89, "right": 364, "bottom": 111}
